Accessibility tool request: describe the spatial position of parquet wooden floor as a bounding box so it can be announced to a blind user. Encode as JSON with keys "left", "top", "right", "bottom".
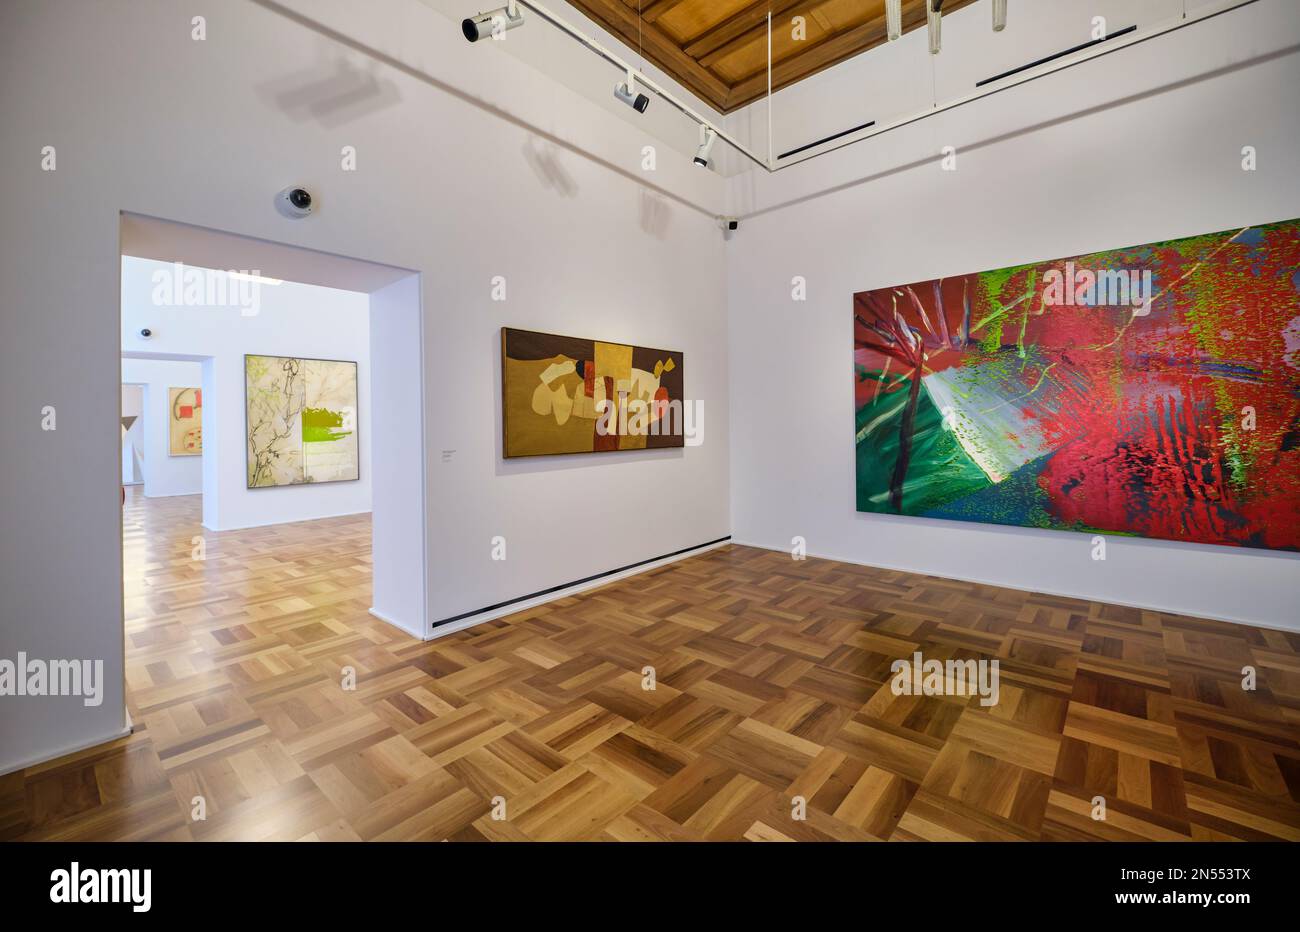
{"left": 4, "top": 488, "right": 1299, "bottom": 841}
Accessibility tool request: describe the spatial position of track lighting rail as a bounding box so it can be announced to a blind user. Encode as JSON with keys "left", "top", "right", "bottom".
{"left": 501, "top": 0, "right": 771, "bottom": 171}
{"left": 468, "top": 0, "right": 1258, "bottom": 174}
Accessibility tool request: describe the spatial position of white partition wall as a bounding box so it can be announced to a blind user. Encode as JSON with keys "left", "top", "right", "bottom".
{"left": 120, "top": 384, "right": 144, "bottom": 485}
{"left": 368, "top": 274, "right": 428, "bottom": 638}
{"left": 120, "top": 357, "right": 205, "bottom": 498}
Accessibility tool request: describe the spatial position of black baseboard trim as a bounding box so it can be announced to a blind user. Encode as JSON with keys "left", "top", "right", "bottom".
{"left": 431, "top": 535, "right": 733, "bottom": 630}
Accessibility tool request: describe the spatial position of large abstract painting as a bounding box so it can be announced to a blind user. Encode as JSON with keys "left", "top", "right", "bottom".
{"left": 167, "top": 387, "right": 202, "bottom": 456}
{"left": 502, "top": 327, "right": 684, "bottom": 457}
{"left": 854, "top": 217, "right": 1300, "bottom": 551}
{"left": 245, "top": 354, "right": 359, "bottom": 487}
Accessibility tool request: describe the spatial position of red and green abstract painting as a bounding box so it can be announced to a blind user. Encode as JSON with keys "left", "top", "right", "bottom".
{"left": 854, "top": 217, "right": 1300, "bottom": 551}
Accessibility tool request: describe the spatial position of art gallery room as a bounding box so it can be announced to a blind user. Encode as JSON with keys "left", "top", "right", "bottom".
{"left": 2, "top": 0, "right": 1299, "bottom": 890}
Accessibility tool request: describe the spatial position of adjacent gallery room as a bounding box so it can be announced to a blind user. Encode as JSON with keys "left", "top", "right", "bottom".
{"left": 1, "top": 0, "right": 1298, "bottom": 881}
{"left": 119, "top": 249, "right": 384, "bottom": 752}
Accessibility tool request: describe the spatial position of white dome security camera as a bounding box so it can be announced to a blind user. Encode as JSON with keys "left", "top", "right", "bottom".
{"left": 276, "top": 186, "right": 314, "bottom": 218}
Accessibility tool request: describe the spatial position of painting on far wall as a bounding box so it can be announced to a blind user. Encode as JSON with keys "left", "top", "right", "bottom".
{"left": 245, "top": 354, "right": 359, "bottom": 488}
{"left": 853, "top": 216, "right": 1300, "bottom": 552}
{"left": 502, "top": 327, "right": 684, "bottom": 457}
{"left": 167, "top": 386, "right": 202, "bottom": 455}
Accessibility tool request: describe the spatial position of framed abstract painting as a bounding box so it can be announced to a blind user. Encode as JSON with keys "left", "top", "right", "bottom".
{"left": 501, "top": 327, "right": 684, "bottom": 457}
{"left": 245, "top": 354, "right": 359, "bottom": 488}
{"left": 167, "top": 386, "right": 202, "bottom": 456}
{"left": 854, "top": 217, "right": 1300, "bottom": 551}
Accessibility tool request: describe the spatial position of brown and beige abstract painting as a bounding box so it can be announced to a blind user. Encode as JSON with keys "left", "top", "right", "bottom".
{"left": 502, "top": 327, "right": 684, "bottom": 458}
{"left": 245, "top": 354, "right": 359, "bottom": 487}
{"left": 167, "top": 386, "right": 202, "bottom": 456}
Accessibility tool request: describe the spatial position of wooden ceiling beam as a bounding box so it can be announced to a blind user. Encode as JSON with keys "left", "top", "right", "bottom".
{"left": 619, "top": 0, "right": 686, "bottom": 25}
{"left": 571, "top": 0, "right": 979, "bottom": 114}
{"left": 699, "top": 0, "right": 893, "bottom": 71}
{"left": 723, "top": 0, "right": 979, "bottom": 110}
{"left": 683, "top": 0, "right": 806, "bottom": 61}
{"left": 724, "top": 14, "right": 888, "bottom": 108}
{"left": 568, "top": 0, "right": 733, "bottom": 110}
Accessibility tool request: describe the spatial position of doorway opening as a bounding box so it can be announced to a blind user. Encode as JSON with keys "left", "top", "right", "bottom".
{"left": 117, "top": 213, "right": 430, "bottom": 739}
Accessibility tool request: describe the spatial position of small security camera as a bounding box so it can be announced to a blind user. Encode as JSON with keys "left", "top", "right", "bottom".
{"left": 720, "top": 217, "right": 739, "bottom": 232}
{"left": 140, "top": 327, "right": 153, "bottom": 339}
{"left": 276, "top": 186, "right": 313, "bottom": 218}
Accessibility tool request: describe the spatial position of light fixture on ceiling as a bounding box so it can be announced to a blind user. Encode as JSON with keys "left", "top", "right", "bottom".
{"left": 226, "top": 271, "right": 283, "bottom": 286}
{"left": 694, "top": 126, "right": 717, "bottom": 168}
{"left": 927, "top": 0, "right": 943, "bottom": 54}
{"left": 462, "top": 2, "right": 524, "bottom": 42}
{"left": 885, "top": 0, "right": 902, "bottom": 41}
{"left": 992, "top": 0, "right": 1007, "bottom": 32}
{"left": 614, "top": 71, "right": 650, "bottom": 113}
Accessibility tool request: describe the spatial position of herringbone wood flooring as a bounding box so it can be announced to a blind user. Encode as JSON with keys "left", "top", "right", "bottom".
{"left": 4, "top": 488, "right": 1299, "bottom": 841}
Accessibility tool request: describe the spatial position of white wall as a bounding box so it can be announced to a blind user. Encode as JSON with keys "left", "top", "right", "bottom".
{"left": 120, "top": 384, "right": 144, "bottom": 484}
{"left": 0, "top": 0, "right": 729, "bottom": 774}
{"left": 725, "top": 0, "right": 1300, "bottom": 629}
{"left": 120, "top": 357, "right": 204, "bottom": 497}
{"left": 120, "top": 256, "right": 373, "bottom": 530}
{"left": 369, "top": 274, "right": 427, "bottom": 638}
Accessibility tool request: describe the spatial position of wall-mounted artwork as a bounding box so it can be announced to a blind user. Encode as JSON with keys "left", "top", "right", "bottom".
{"left": 502, "top": 327, "right": 684, "bottom": 457}
{"left": 168, "top": 387, "right": 202, "bottom": 456}
{"left": 854, "top": 217, "right": 1300, "bottom": 552}
{"left": 245, "top": 354, "right": 359, "bottom": 488}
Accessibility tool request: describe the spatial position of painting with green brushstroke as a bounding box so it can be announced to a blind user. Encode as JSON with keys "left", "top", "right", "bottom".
{"left": 302, "top": 407, "right": 353, "bottom": 444}
{"left": 245, "top": 354, "right": 359, "bottom": 488}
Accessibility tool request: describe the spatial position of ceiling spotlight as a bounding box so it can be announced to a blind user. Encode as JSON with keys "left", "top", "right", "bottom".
{"left": 694, "top": 126, "right": 717, "bottom": 168}
{"left": 885, "top": 0, "right": 902, "bottom": 41}
{"left": 614, "top": 78, "right": 650, "bottom": 114}
{"left": 927, "top": 0, "right": 942, "bottom": 55}
{"left": 462, "top": 4, "right": 524, "bottom": 42}
{"left": 992, "top": 0, "right": 1007, "bottom": 32}
{"left": 226, "top": 271, "right": 283, "bottom": 286}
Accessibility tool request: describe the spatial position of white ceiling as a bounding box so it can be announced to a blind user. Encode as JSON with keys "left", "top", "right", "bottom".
{"left": 120, "top": 212, "right": 416, "bottom": 293}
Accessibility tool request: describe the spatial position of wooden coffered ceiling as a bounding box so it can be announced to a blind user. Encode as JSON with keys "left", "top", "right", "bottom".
{"left": 566, "top": 0, "right": 980, "bottom": 113}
